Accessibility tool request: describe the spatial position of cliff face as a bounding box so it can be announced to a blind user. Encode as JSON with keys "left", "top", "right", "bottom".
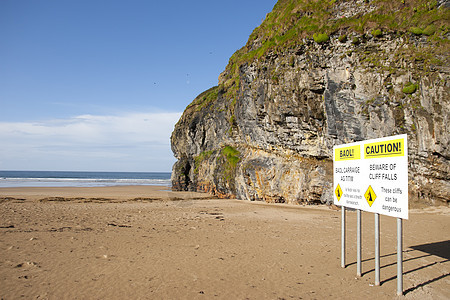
{"left": 171, "top": 0, "right": 449, "bottom": 206}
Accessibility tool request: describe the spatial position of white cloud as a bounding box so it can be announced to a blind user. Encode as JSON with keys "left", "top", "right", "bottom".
{"left": 0, "top": 112, "right": 182, "bottom": 172}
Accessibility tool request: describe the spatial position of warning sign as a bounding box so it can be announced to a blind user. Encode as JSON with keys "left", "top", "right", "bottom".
{"left": 335, "top": 184, "right": 343, "bottom": 201}
{"left": 364, "top": 186, "right": 376, "bottom": 207}
{"left": 333, "top": 134, "right": 408, "bottom": 219}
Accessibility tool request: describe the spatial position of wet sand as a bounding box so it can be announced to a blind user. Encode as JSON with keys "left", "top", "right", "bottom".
{"left": 1, "top": 186, "right": 449, "bottom": 299}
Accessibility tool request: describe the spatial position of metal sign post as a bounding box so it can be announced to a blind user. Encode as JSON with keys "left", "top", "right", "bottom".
{"left": 397, "top": 218, "right": 403, "bottom": 296}
{"left": 375, "top": 213, "right": 380, "bottom": 286}
{"left": 341, "top": 206, "right": 346, "bottom": 268}
{"left": 357, "top": 209, "right": 362, "bottom": 277}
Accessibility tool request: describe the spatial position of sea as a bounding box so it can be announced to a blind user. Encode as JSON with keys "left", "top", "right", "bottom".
{"left": 0, "top": 171, "right": 172, "bottom": 188}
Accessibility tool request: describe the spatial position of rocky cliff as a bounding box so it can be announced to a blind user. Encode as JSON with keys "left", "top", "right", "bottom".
{"left": 171, "top": 0, "right": 449, "bottom": 206}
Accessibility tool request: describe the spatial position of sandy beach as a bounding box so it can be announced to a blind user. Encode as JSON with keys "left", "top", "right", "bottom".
{"left": 0, "top": 186, "right": 448, "bottom": 299}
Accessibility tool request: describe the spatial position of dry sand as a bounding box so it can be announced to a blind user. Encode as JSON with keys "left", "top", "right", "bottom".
{"left": 0, "top": 186, "right": 448, "bottom": 299}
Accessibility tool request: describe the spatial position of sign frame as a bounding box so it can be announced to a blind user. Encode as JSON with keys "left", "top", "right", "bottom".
{"left": 333, "top": 134, "right": 408, "bottom": 296}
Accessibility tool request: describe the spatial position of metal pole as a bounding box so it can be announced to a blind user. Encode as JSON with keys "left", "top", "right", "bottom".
{"left": 357, "top": 209, "right": 362, "bottom": 277}
{"left": 375, "top": 213, "right": 380, "bottom": 286}
{"left": 341, "top": 206, "right": 346, "bottom": 268}
{"left": 397, "top": 218, "right": 403, "bottom": 296}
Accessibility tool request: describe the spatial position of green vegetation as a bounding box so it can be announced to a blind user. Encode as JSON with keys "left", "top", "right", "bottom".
{"left": 194, "top": 150, "right": 214, "bottom": 174}
{"left": 402, "top": 82, "right": 418, "bottom": 94}
{"left": 229, "top": 115, "right": 236, "bottom": 127}
{"left": 186, "top": 86, "right": 219, "bottom": 112}
{"left": 221, "top": 0, "right": 448, "bottom": 79}
{"left": 219, "top": 146, "right": 241, "bottom": 181}
{"left": 351, "top": 36, "right": 361, "bottom": 45}
{"left": 215, "top": 0, "right": 449, "bottom": 98}
{"left": 221, "top": 146, "right": 240, "bottom": 167}
{"left": 338, "top": 34, "right": 347, "bottom": 43}
{"left": 410, "top": 24, "right": 438, "bottom": 35}
{"left": 410, "top": 26, "right": 423, "bottom": 35}
{"left": 313, "top": 33, "right": 329, "bottom": 43}
{"left": 371, "top": 29, "right": 382, "bottom": 37}
{"left": 289, "top": 56, "right": 295, "bottom": 66}
{"left": 423, "top": 24, "right": 437, "bottom": 35}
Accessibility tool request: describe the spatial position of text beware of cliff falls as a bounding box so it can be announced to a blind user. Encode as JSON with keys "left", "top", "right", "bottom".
{"left": 333, "top": 134, "right": 408, "bottom": 219}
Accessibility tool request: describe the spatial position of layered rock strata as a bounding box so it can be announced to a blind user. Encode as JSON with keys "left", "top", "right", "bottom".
{"left": 171, "top": 0, "right": 449, "bottom": 206}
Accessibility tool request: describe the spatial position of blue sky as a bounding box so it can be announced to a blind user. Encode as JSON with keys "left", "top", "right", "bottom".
{"left": 0, "top": 0, "right": 276, "bottom": 172}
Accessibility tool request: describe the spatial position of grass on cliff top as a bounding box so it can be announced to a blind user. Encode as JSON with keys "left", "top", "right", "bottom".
{"left": 222, "top": 0, "right": 449, "bottom": 82}
{"left": 186, "top": 86, "right": 219, "bottom": 112}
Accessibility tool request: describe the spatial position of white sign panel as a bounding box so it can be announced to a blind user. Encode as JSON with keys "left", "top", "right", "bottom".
{"left": 333, "top": 134, "right": 408, "bottom": 219}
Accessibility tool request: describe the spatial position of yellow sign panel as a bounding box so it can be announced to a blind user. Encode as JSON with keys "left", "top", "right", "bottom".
{"left": 364, "top": 185, "right": 377, "bottom": 207}
{"left": 334, "top": 145, "right": 361, "bottom": 161}
{"left": 335, "top": 184, "right": 343, "bottom": 201}
{"left": 364, "top": 138, "right": 404, "bottom": 159}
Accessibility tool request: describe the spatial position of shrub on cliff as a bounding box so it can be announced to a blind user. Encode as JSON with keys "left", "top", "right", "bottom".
{"left": 402, "top": 82, "right": 418, "bottom": 94}
{"left": 410, "top": 27, "right": 423, "bottom": 35}
{"left": 371, "top": 29, "right": 382, "bottom": 37}
{"left": 423, "top": 24, "right": 436, "bottom": 36}
{"left": 221, "top": 146, "right": 240, "bottom": 167}
{"left": 313, "top": 33, "right": 329, "bottom": 43}
{"left": 338, "top": 34, "right": 348, "bottom": 43}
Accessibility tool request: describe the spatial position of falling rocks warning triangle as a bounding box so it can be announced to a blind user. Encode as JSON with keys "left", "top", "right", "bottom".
{"left": 335, "top": 184, "right": 343, "bottom": 201}
{"left": 364, "top": 185, "right": 377, "bottom": 207}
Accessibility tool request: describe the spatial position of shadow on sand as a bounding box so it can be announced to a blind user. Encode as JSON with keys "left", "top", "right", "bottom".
{"left": 347, "top": 240, "right": 449, "bottom": 294}
{"left": 410, "top": 240, "right": 450, "bottom": 260}
{"left": 383, "top": 240, "right": 450, "bottom": 295}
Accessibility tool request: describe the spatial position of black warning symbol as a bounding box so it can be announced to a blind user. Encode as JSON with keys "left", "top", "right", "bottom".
{"left": 335, "top": 184, "right": 343, "bottom": 201}
{"left": 364, "top": 185, "right": 377, "bottom": 207}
